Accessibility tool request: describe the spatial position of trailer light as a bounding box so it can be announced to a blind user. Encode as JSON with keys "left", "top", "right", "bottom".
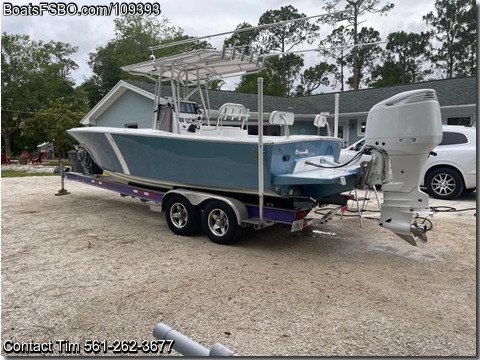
{"left": 295, "top": 210, "right": 310, "bottom": 219}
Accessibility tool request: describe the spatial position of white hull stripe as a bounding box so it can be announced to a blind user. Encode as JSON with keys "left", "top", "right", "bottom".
{"left": 105, "top": 133, "right": 130, "bottom": 175}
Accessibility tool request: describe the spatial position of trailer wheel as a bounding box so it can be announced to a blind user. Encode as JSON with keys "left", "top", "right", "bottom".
{"left": 165, "top": 195, "right": 201, "bottom": 236}
{"left": 202, "top": 201, "right": 241, "bottom": 245}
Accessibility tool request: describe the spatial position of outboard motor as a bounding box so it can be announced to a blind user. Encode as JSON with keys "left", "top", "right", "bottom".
{"left": 364, "top": 89, "right": 442, "bottom": 245}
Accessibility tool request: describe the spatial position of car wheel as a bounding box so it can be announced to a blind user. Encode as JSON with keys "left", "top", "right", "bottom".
{"left": 425, "top": 168, "right": 464, "bottom": 200}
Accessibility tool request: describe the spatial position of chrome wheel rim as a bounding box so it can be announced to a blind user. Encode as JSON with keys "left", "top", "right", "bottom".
{"left": 170, "top": 203, "right": 188, "bottom": 229}
{"left": 431, "top": 173, "right": 456, "bottom": 196}
{"left": 207, "top": 209, "right": 229, "bottom": 236}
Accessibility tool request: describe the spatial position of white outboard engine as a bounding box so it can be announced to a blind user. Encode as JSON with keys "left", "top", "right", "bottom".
{"left": 364, "top": 89, "right": 442, "bottom": 245}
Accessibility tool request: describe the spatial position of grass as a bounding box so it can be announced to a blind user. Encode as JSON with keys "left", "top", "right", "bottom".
{"left": 1, "top": 170, "right": 58, "bottom": 178}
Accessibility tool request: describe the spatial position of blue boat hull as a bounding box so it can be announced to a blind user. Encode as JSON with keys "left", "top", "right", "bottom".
{"left": 67, "top": 127, "right": 357, "bottom": 200}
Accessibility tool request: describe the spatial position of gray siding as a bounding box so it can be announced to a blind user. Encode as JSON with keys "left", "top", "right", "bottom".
{"left": 89, "top": 77, "right": 476, "bottom": 138}
{"left": 127, "top": 76, "right": 477, "bottom": 115}
{"left": 96, "top": 91, "right": 153, "bottom": 128}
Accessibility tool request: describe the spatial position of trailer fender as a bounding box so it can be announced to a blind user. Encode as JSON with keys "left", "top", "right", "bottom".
{"left": 163, "top": 189, "right": 249, "bottom": 226}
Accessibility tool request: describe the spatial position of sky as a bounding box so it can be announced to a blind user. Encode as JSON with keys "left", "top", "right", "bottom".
{"left": 1, "top": 0, "right": 437, "bottom": 90}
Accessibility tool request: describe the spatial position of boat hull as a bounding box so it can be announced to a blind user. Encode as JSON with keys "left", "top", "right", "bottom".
{"left": 67, "top": 127, "right": 357, "bottom": 200}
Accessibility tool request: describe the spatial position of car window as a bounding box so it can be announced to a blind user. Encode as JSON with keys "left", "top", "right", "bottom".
{"left": 352, "top": 139, "right": 365, "bottom": 151}
{"left": 438, "top": 132, "right": 469, "bottom": 146}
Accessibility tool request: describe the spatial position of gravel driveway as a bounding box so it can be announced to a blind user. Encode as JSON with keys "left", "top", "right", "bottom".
{"left": 1, "top": 176, "right": 476, "bottom": 356}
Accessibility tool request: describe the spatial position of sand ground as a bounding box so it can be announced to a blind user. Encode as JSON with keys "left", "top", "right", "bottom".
{"left": 1, "top": 176, "right": 476, "bottom": 356}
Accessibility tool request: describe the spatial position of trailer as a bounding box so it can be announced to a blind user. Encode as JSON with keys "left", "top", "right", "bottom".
{"left": 63, "top": 171, "right": 349, "bottom": 245}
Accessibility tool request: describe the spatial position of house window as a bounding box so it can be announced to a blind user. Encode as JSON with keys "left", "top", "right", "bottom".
{"left": 125, "top": 123, "right": 138, "bottom": 128}
{"left": 357, "top": 120, "right": 366, "bottom": 136}
{"left": 447, "top": 116, "right": 471, "bottom": 126}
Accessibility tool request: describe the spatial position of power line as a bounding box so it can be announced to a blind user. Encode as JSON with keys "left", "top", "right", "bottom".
{"left": 149, "top": 10, "right": 349, "bottom": 51}
{"left": 261, "top": 41, "right": 387, "bottom": 59}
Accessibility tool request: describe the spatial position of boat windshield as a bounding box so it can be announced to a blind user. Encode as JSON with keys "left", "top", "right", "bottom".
{"left": 179, "top": 102, "right": 198, "bottom": 115}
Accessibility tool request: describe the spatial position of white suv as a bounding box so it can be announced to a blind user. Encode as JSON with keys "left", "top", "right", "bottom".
{"left": 339, "top": 126, "right": 476, "bottom": 200}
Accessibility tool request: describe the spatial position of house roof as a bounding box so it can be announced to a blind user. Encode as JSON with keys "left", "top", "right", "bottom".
{"left": 82, "top": 76, "right": 476, "bottom": 125}
{"left": 299, "top": 76, "right": 477, "bottom": 115}
{"left": 126, "top": 76, "right": 476, "bottom": 114}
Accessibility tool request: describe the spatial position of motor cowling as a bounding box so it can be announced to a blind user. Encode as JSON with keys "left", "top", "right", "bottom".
{"left": 364, "top": 89, "right": 443, "bottom": 245}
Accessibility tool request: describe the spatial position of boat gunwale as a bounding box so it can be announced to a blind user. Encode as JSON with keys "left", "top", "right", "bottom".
{"left": 67, "top": 127, "right": 343, "bottom": 146}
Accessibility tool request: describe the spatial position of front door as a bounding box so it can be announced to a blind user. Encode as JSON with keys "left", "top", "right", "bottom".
{"left": 337, "top": 124, "right": 349, "bottom": 148}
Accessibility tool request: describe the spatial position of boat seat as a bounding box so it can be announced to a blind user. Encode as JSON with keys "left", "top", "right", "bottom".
{"left": 216, "top": 103, "right": 250, "bottom": 131}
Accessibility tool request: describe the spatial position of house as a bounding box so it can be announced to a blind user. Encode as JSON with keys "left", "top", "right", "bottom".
{"left": 80, "top": 76, "right": 476, "bottom": 147}
{"left": 36, "top": 141, "right": 54, "bottom": 159}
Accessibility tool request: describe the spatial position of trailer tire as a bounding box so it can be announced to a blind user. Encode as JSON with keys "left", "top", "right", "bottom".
{"left": 202, "top": 201, "right": 241, "bottom": 245}
{"left": 165, "top": 195, "right": 201, "bottom": 236}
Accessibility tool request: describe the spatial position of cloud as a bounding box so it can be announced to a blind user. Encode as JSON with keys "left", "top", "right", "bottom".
{"left": 1, "top": 0, "right": 436, "bottom": 87}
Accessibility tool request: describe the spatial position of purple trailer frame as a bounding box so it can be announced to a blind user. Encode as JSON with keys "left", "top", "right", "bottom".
{"left": 64, "top": 172, "right": 334, "bottom": 231}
